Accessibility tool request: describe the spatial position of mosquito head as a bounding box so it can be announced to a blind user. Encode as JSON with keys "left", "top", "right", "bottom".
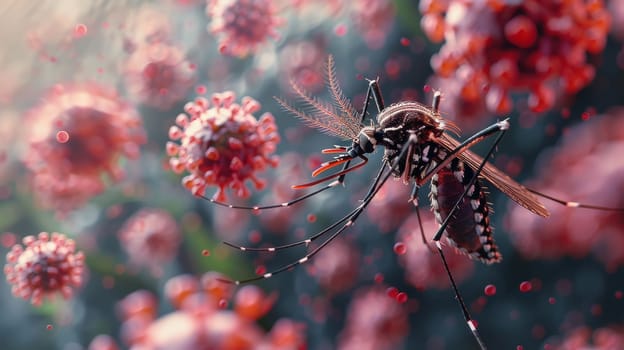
{"left": 347, "top": 126, "right": 382, "bottom": 157}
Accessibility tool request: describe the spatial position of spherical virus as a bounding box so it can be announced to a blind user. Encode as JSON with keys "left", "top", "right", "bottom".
{"left": 368, "top": 179, "right": 415, "bottom": 233}
{"left": 4, "top": 232, "right": 85, "bottom": 305}
{"left": 23, "top": 83, "right": 145, "bottom": 212}
{"left": 206, "top": 0, "right": 283, "bottom": 57}
{"left": 554, "top": 326, "right": 624, "bottom": 349}
{"left": 167, "top": 91, "right": 280, "bottom": 201}
{"left": 310, "top": 237, "right": 360, "bottom": 294}
{"left": 118, "top": 208, "right": 182, "bottom": 275}
{"left": 505, "top": 110, "right": 624, "bottom": 270}
{"left": 420, "top": 0, "right": 611, "bottom": 114}
{"left": 124, "top": 43, "right": 195, "bottom": 110}
{"left": 109, "top": 272, "right": 305, "bottom": 350}
{"left": 29, "top": 172, "right": 105, "bottom": 214}
{"left": 397, "top": 212, "right": 475, "bottom": 290}
{"left": 351, "top": 0, "right": 395, "bottom": 50}
{"left": 338, "top": 287, "right": 409, "bottom": 350}
{"left": 278, "top": 40, "right": 327, "bottom": 94}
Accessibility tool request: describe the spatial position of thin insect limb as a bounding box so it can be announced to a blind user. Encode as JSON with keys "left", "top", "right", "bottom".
{"left": 225, "top": 133, "right": 420, "bottom": 285}
{"left": 224, "top": 159, "right": 392, "bottom": 254}
{"left": 292, "top": 156, "right": 368, "bottom": 189}
{"left": 527, "top": 189, "right": 624, "bottom": 211}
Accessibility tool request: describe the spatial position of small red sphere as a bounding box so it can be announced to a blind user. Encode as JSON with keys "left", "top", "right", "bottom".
{"left": 395, "top": 292, "right": 408, "bottom": 304}
{"left": 484, "top": 284, "right": 497, "bottom": 296}
{"left": 55, "top": 130, "right": 69, "bottom": 143}
{"left": 393, "top": 242, "right": 407, "bottom": 255}
{"left": 519, "top": 281, "right": 532, "bottom": 293}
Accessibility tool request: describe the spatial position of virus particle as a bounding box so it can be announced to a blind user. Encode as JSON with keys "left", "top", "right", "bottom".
{"left": 420, "top": 0, "right": 611, "bottom": 114}
{"left": 123, "top": 43, "right": 195, "bottom": 110}
{"left": 278, "top": 40, "right": 327, "bottom": 94}
{"left": 4, "top": 232, "right": 85, "bottom": 306}
{"left": 118, "top": 208, "right": 182, "bottom": 275}
{"left": 107, "top": 272, "right": 305, "bottom": 349}
{"left": 554, "top": 326, "right": 624, "bottom": 349}
{"left": 167, "top": 91, "right": 280, "bottom": 201}
{"left": 310, "top": 237, "right": 360, "bottom": 294}
{"left": 29, "top": 172, "right": 105, "bottom": 214}
{"left": 87, "top": 335, "right": 120, "bottom": 350}
{"left": 397, "top": 212, "right": 475, "bottom": 290}
{"left": 338, "top": 287, "right": 408, "bottom": 350}
{"left": 351, "top": 0, "right": 395, "bottom": 50}
{"left": 506, "top": 110, "right": 624, "bottom": 270}
{"left": 23, "top": 83, "right": 145, "bottom": 212}
{"left": 206, "top": 0, "right": 282, "bottom": 57}
{"left": 121, "top": 5, "right": 173, "bottom": 53}
{"left": 368, "top": 179, "right": 414, "bottom": 233}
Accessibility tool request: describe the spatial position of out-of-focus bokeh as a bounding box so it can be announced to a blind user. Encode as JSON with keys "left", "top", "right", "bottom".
{"left": 1, "top": 0, "right": 624, "bottom": 349}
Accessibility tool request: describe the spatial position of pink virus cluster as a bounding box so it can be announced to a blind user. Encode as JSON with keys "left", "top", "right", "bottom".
{"left": 397, "top": 212, "right": 475, "bottom": 290}
{"left": 351, "top": 0, "right": 395, "bottom": 49}
{"left": 278, "top": 40, "right": 327, "bottom": 95}
{"left": 167, "top": 91, "right": 280, "bottom": 202}
{"left": 309, "top": 237, "right": 360, "bottom": 294}
{"left": 23, "top": 83, "right": 146, "bottom": 213}
{"left": 124, "top": 42, "right": 196, "bottom": 110}
{"left": 206, "top": 0, "right": 282, "bottom": 57}
{"left": 4, "top": 232, "right": 85, "bottom": 306}
{"left": 554, "top": 326, "right": 624, "bottom": 349}
{"left": 506, "top": 110, "right": 624, "bottom": 270}
{"left": 338, "top": 287, "right": 409, "bottom": 350}
{"left": 118, "top": 208, "right": 182, "bottom": 275}
{"left": 420, "top": 0, "right": 611, "bottom": 114}
{"left": 89, "top": 272, "right": 305, "bottom": 350}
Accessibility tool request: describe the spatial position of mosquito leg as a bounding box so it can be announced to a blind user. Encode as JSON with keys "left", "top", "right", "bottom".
{"left": 527, "top": 189, "right": 624, "bottom": 211}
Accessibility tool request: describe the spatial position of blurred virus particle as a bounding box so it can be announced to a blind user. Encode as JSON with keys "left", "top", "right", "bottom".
{"left": 167, "top": 91, "right": 280, "bottom": 201}
{"left": 121, "top": 4, "right": 172, "bottom": 53}
{"left": 368, "top": 179, "right": 415, "bottom": 233}
{"left": 309, "top": 237, "right": 359, "bottom": 294}
{"left": 420, "top": 0, "right": 611, "bottom": 114}
{"left": 206, "top": 0, "right": 282, "bottom": 57}
{"left": 23, "top": 83, "right": 145, "bottom": 211}
{"left": 88, "top": 335, "right": 120, "bottom": 350}
{"left": 554, "top": 326, "right": 624, "bottom": 349}
{"left": 338, "top": 287, "right": 408, "bottom": 350}
{"left": 29, "top": 172, "right": 105, "bottom": 214}
{"left": 506, "top": 110, "right": 624, "bottom": 270}
{"left": 397, "top": 212, "right": 475, "bottom": 290}
{"left": 351, "top": 0, "right": 395, "bottom": 50}
{"left": 278, "top": 40, "right": 327, "bottom": 94}
{"left": 118, "top": 208, "right": 182, "bottom": 275}
{"left": 4, "top": 232, "right": 85, "bottom": 306}
{"left": 111, "top": 272, "right": 304, "bottom": 350}
{"left": 123, "top": 43, "right": 196, "bottom": 110}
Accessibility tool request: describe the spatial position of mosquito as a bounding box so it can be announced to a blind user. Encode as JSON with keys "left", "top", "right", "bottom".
{"left": 200, "top": 56, "right": 623, "bottom": 350}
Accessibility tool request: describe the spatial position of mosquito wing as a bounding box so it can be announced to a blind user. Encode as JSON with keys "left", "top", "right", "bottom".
{"left": 439, "top": 134, "right": 550, "bottom": 218}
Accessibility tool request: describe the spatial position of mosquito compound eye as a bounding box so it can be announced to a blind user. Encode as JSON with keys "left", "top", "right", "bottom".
{"left": 358, "top": 132, "right": 375, "bottom": 153}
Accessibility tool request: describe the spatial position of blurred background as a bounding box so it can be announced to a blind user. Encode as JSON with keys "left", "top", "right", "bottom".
{"left": 1, "top": 0, "right": 624, "bottom": 349}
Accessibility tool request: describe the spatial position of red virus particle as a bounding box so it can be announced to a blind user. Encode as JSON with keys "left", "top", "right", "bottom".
{"left": 310, "top": 237, "right": 360, "bottom": 294}
{"left": 4, "top": 232, "right": 85, "bottom": 306}
{"left": 107, "top": 272, "right": 305, "bottom": 350}
{"left": 122, "top": 5, "right": 172, "bottom": 52}
{"left": 505, "top": 110, "right": 624, "bottom": 270}
{"left": 118, "top": 208, "right": 182, "bottom": 275}
{"left": 23, "top": 83, "right": 145, "bottom": 212}
{"left": 338, "top": 287, "right": 409, "bottom": 349}
{"left": 351, "top": 0, "right": 396, "bottom": 49}
{"left": 206, "top": 0, "right": 283, "bottom": 57}
{"left": 167, "top": 91, "right": 280, "bottom": 201}
{"left": 278, "top": 40, "right": 327, "bottom": 94}
{"left": 420, "top": 0, "right": 611, "bottom": 114}
{"left": 29, "top": 172, "right": 105, "bottom": 214}
{"left": 397, "top": 212, "right": 475, "bottom": 290}
{"left": 124, "top": 43, "right": 196, "bottom": 110}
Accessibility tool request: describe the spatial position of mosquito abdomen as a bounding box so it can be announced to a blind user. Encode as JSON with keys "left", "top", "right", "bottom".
{"left": 430, "top": 159, "right": 502, "bottom": 264}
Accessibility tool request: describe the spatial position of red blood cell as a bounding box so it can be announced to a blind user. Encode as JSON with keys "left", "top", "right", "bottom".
{"left": 395, "top": 292, "right": 408, "bottom": 304}
{"left": 202, "top": 249, "right": 210, "bottom": 256}
{"left": 334, "top": 23, "right": 347, "bottom": 36}
{"left": 393, "top": 242, "right": 407, "bottom": 255}
{"left": 615, "top": 290, "right": 623, "bottom": 299}
{"left": 55, "top": 130, "right": 69, "bottom": 143}
{"left": 519, "top": 281, "right": 532, "bottom": 293}
{"left": 484, "top": 284, "right": 497, "bottom": 296}
{"left": 386, "top": 287, "right": 399, "bottom": 298}
{"left": 307, "top": 214, "right": 316, "bottom": 223}
{"left": 374, "top": 273, "right": 384, "bottom": 284}
{"left": 74, "top": 24, "right": 88, "bottom": 38}
{"left": 548, "top": 297, "right": 556, "bottom": 304}
{"left": 255, "top": 265, "right": 267, "bottom": 276}
{"left": 400, "top": 37, "right": 410, "bottom": 46}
